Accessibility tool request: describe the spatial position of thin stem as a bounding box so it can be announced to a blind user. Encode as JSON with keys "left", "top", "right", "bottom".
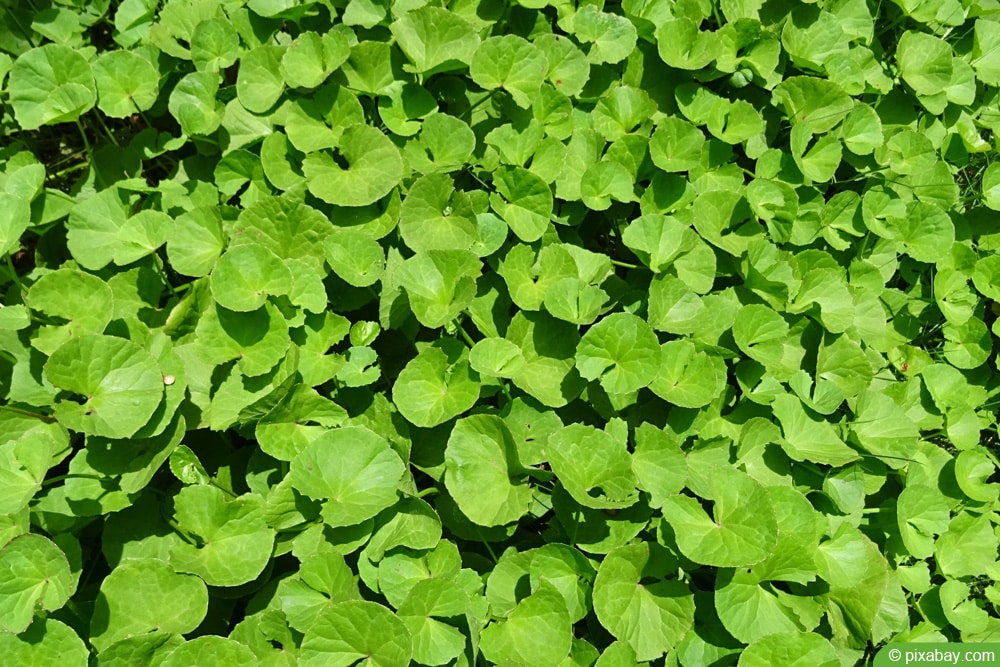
{"left": 6, "top": 12, "right": 35, "bottom": 48}
{"left": 42, "top": 473, "right": 104, "bottom": 487}
{"left": 455, "top": 319, "right": 476, "bottom": 348}
{"left": 74, "top": 119, "right": 91, "bottom": 155}
{"left": 0, "top": 404, "right": 56, "bottom": 423}
{"left": 464, "top": 91, "right": 495, "bottom": 119}
{"left": 416, "top": 487, "right": 438, "bottom": 498}
{"left": 46, "top": 161, "right": 89, "bottom": 181}
{"left": 210, "top": 479, "right": 237, "bottom": 498}
{"left": 93, "top": 112, "right": 120, "bottom": 147}
{"left": 165, "top": 515, "right": 200, "bottom": 546}
{"left": 610, "top": 259, "right": 640, "bottom": 269}
{"left": 4, "top": 254, "right": 28, "bottom": 303}
{"left": 476, "top": 528, "right": 499, "bottom": 563}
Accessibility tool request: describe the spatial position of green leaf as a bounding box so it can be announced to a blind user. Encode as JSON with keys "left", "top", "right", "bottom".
{"left": 210, "top": 243, "right": 293, "bottom": 312}
{"left": 444, "top": 414, "right": 532, "bottom": 526}
{"left": 303, "top": 124, "right": 404, "bottom": 207}
{"left": 168, "top": 71, "right": 224, "bottom": 136}
{"left": 405, "top": 112, "right": 477, "bottom": 174}
{"left": 649, "top": 340, "right": 727, "bottom": 408}
{"left": 955, "top": 448, "right": 999, "bottom": 503}
{"left": 481, "top": 580, "right": 573, "bottom": 667}
{"left": 771, "top": 393, "right": 860, "bottom": 466}
{"left": 396, "top": 250, "right": 481, "bottom": 328}
{"left": 92, "top": 50, "right": 159, "bottom": 118}
{"left": 160, "top": 636, "right": 258, "bottom": 667}
{"left": 399, "top": 174, "right": 478, "bottom": 252}
{"left": 89, "top": 558, "right": 208, "bottom": 651}
{"left": 300, "top": 601, "right": 412, "bottom": 667}
{"left": 657, "top": 18, "right": 721, "bottom": 70}
{"left": 290, "top": 426, "right": 405, "bottom": 527}
{"left": 593, "top": 543, "right": 695, "bottom": 661}
{"left": 471, "top": 35, "right": 548, "bottom": 108}
{"left": 576, "top": 312, "right": 660, "bottom": 395}
{"left": 0, "top": 534, "right": 73, "bottom": 633}
{"left": 897, "top": 31, "right": 953, "bottom": 96}
{"left": 0, "top": 619, "right": 89, "bottom": 666}
{"left": 661, "top": 466, "right": 778, "bottom": 567}
{"left": 398, "top": 579, "right": 469, "bottom": 664}
{"left": 490, "top": 165, "right": 554, "bottom": 242}
{"left": 981, "top": 163, "right": 1000, "bottom": 211}
{"left": 45, "top": 334, "right": 164, "bottom": 439}
{"left": 895, "top": 202, "right": 954, "bottom": 264}
{"left": 169, "top": 485, "right": 276, "bottom": 586}
{"left": 27, "top": 268, "right": 114, "bottom": 355}
{"left": 506, "top": 310, "right": 586, "bottom": 408}
{"left": 772, "top": 76, "right": 852, "bottom": 133}
{"left": 325, "top": 229, "right": 385, "bottom": 287}
{"left": 281, "top": 31, "right": 349, "bottom": 89}
{"left": 574, "top": 5, "right": 638, "bottom": 65}
{"left": 581, "top": 161, "right": 636, "bottom": 210}
{"left": 739, "top": 632, "right": 839, "bottom": 667}
{"left": 193, "top": 301, "right": 291, "bottom": 377}
{"left": 649, "top": 118, "right": 705, "bottom": 172}
{"left": 9, "top": 44, "right": 96, "bottom": 129}
{"left": 469, "top": 337, "right": 526, "bottom": 378}
{"left": 390, "top": 7, "right": 480, "bottom": 75}
{"left": 166, "top": 206, "right": 227, "bottom": 277}
{"left": 534, "top": 34, "right": 591, "bottom": 98}
{"left": 237, "top": 45, "right": 286, "bottom": 114}
{"left": 394, "top": 344, "right": 480, "bottom": 428}
{"left": 547, "top": 423, "right": 638, "bottom": 509}
{"left": 191, "top": 18, "right": 239, "bottom": 73}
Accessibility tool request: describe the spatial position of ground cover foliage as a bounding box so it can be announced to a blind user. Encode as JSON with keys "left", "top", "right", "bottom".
{"left": 0, "top": 0, "right": 999, "bottom": 663}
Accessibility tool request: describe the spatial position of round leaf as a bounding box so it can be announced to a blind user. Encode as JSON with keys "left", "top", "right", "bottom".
{"left": 169, "top": 485, "right": 276, "bottom": 586}
{"left": 300, "top": 601, "right": 412, "bottom": 667}
{"left": 290, "top": 426, "right": 405, "bottom": 527}
{"left": 661, "top": 467, "right": 778, "bottom": 567}
{"left": 444, "top": 415, "right": 532, "bottom": 526}
{"left": 92, "top": 50, "right": 159, "bottom": 117}
{"left": 738, "top": 632, "right": 839, "bottom": 667}
{"left": 576, "top": 312, "right": 661, "bottom": 394}
{"left": 481, "top": 580, "right": 573, "bottom": 667}
{"left": 303, "top": 124, "right": 404, "bottom": 206}
{"left": 593, "top": 543, "right": 695, "bottom": 661}
{"left": 0, "top": 534, "right": 72, "bottom": 633}
{"left": 9, "top": 44, "right": 96, "bottom": 129}
{"left": 210, "top": 244, "right": 293, "bottom": 312}
{"left": 393, "top": 345, "right": 480, "bottom": 427}
{"left": 546, "top": 423, "right": 638, "bottom": 509}
{"left": 44, "top": 334, "right": 164, "bottom": 439}
{"left": 470, "top": 35, "right": 548, "bottom": 108}
{"left": 89, "top": 558, "right": 208, "bottom": 651}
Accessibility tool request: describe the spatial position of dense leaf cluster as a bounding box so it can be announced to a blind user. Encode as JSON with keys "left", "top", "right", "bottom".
{"left": 1, "top": 0, "right": 1000, "bottom": 664}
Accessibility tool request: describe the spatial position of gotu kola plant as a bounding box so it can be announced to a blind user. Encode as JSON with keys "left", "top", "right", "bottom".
{"left": 1, "top": 0, "right": 1000, "bottom": 664}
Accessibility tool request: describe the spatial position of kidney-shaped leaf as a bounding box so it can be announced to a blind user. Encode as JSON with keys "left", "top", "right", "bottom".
{"left": 44, "top": 334, "right": 164, "bottom": 439}
{"left": 481, "top": 580, "right": 573, "bottom": 667}
{"left": 300, "top": 601, "right": 412, "bottom": 667}
{"left": 89, "top": 558, "right": 208, "bottom": 652}
{"left": 291, "top": 426, "right": 405, "bottom": 527}
{"left": 304, "top": 124, "right": 404, "bottom": 206}
{"left": 661, "top": 466, "right": 778, "bottom": 567}
{"left": 546, "top": 423, "right": 638, "bottom": 509}
{"left": 593, "top": 543, "right": 695, "bottom": 661}
{"left": 444, "top": 415, "right": 532, "bottom": 526}
{"left": 169, "top": 485, "right": 276, "bottom": 587}
{"left": 210, "top": 243, "right": 293, "bottom": 312}
{"left": 576, "top": 312, "right": 661, "bottom": 395}
{"left": 9, "top": 44, "right": 96, "bottom": 130}
{"left": 0, "top": 534, "right": 73, "bottom": 634}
